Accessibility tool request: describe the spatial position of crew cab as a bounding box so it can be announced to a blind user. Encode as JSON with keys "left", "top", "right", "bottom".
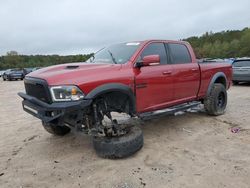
{"left": 18, "top": 40, "right": 232, "bottom": 158}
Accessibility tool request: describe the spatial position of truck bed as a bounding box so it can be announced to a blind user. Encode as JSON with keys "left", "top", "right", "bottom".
{"left": 198, "top": 62, "right": 232, "bottom": 98}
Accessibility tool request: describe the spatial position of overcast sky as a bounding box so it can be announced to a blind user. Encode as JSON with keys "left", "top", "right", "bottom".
{"left": 0, "top": 0, "right": 250, "bottom": 55}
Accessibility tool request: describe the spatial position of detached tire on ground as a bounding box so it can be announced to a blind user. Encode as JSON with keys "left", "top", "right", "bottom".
{"left": 92, "top": 126, "right": 143, "bottom": 159}
{"left": 42, "top": 121, "right": 71, "bottom": 136}
{"left": 204, "top": 83, "right": 227, "bottom": 116}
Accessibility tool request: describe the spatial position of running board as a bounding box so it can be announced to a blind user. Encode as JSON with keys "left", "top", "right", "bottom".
{"left": 139, "top": 101, "right": 201, "bottom": 120}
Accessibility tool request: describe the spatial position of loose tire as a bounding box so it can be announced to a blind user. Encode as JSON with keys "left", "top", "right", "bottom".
{"left": 42, "top": 121, "right": 71, "bottom": 136}
{"left": 204, "top": 83, "right": 227, "bottom": 116}
{"left": 92, "top": 126, "right": 143, "bottom": 159}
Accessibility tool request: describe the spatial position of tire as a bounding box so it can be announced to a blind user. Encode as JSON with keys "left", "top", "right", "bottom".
{"left": 233, "top": 81, "right": 238, "bottom": 85}
{"left": 204, "top": 83, "right": 227, "bottom": 116}
{"left": 92, "top": 126, "right": 143, "bottom": 159}
{"left": 42, "top": 121, "right": 71, "bottom": 136}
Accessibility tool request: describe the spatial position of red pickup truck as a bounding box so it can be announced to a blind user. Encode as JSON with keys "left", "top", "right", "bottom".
{"left": 18, "top": 40, "right": 232, "bottom": 158}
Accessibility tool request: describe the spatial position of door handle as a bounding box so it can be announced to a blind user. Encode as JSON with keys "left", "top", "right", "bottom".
{"left": 191, "top": 68, "right": 198, "bottom": 71}
{"left": 162, "top": 71, "right": 172, "bottom": 75}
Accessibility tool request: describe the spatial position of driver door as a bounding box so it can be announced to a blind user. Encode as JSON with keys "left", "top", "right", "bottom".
{"left": 134, "top": 42, "right": 174, "bottom": 113}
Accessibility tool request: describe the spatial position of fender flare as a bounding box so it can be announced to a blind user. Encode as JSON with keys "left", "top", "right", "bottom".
{"left": 85, "top": 83, "right": 136, "bottom": 114}
{"left": 206, "top": 72, "right": 227, "bottom": 96}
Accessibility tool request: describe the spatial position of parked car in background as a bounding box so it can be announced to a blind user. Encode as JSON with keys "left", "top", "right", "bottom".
{"left": 0, "top": 70, "right": 6, "bottom": 77}
{"left": 198, "top": 58, "right": 227, "bottom": 64}
{"left": 32, "top": 67, "right": 41, "bottom": 72}
{"left": 232, "top": 58, "right": 250, "bottom": 85}
{"left": 2, "top": 69, "right": 25, "bottom": 81}
{"left": 23, "top": 67, "right": 42, "bottom": 76}
{"left": 23, "top": 68, "right": 34, "bottom": 75}
{"left": 224, "top": 58, "right": 235, "bottom": 64}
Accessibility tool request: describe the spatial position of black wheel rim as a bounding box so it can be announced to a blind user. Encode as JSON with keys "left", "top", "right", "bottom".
{"left": 217, "top": 92, "right": 225, "bottom": 108}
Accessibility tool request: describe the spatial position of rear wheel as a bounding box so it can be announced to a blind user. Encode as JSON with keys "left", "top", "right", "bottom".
{"left": 204, "top": 83, "right": 227, "bottom": 116}
{"left": 42, "top": 121, "right": 71, "bottom": 136}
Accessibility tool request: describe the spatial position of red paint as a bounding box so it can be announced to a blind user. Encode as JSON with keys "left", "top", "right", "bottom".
{"left": 28, "top": 40, "right": 232, "bottom": 114}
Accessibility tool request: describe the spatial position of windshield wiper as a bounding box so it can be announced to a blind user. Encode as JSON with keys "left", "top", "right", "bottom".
{"left": 108, "top": 50, "right": 118, "bottom": 64}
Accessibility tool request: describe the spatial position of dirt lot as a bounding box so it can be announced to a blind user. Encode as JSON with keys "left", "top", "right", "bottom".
{"left": 0, "top": 80, "right": 250, "bottom": 188}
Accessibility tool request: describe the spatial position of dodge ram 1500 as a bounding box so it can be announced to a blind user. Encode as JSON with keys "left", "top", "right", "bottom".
{"left": 18, "top": 40, "right": 232, "bottom": 158}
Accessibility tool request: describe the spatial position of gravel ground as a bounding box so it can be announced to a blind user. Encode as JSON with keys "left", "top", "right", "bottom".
{"left": 0, "top": 80, "right": 250, "bottom": 188}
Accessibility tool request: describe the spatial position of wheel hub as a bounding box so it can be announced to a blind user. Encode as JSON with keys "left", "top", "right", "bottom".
{"left": 217, "top": 92, "right": 225, "bottom": 108}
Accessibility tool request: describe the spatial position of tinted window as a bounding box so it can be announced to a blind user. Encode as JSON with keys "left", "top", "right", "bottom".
{"left": 168, "top": 43, "right": 192, "bottom": 64}
{"left": 233, "top": 60, "right": 250, "bottom": 67}
{"left": 140, "top": 43, "right": 168, "bottom": 65}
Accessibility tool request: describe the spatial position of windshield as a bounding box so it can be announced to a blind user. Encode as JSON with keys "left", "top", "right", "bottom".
{"left": 233, "top": 60, "right": 250, "bottom": 67}
{"left": 87, "top": 42, "right": 141, "bottom": 64}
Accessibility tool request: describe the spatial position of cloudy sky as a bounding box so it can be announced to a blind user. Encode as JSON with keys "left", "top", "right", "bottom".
{"left": 0, "top": 0, "right": 250, "bottom": 55}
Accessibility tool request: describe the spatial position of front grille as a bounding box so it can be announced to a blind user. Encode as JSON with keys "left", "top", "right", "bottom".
{"left": 24, "top": 78, "right": 51, "bottom": 103}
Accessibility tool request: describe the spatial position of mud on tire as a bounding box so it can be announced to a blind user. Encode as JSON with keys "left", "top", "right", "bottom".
{"left": 42, "top": 121, "right": 71, "bottom": 136}
{"left": 204, "top": 83, "right": 227, "bottom": 116}
{"left": 92, "top": 126, "right": 143, "bottom": 159}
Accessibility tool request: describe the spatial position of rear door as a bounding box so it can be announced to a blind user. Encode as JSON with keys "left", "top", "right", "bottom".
{"left": 167, "top": 43, "right": 200, "bottom": 102}
{"left": 135, "top": 42, "right": 173, "bottom": 112}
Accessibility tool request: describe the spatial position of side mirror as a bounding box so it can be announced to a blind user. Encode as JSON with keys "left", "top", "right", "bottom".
{"left": 136, "top": 55, "right": 160, "bottom": 67}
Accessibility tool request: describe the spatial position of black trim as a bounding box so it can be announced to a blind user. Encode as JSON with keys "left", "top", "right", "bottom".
{"left": 140, "top": 101, "right": 201, "bottom": 120}
{"left": 85, "top": 83, "right": 136, "bottom": 114}
{"left": 18, "top": 92, "right": 92, "bottom": 123}
{"left": 206, "top": 72, "right": 227, "bottom": 96}
{"left": 164, "top": 43, "right": 172, "bottom": 65}
{"left": 24, "top": 77, "right": 52, "bottom": 103}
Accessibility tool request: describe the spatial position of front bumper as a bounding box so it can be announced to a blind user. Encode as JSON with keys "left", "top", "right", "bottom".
{"left": 18, "top": 92, "right": 92, "bottom": 124}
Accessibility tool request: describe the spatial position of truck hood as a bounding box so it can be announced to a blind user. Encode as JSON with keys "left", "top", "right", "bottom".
{"left": 27, "top": 62, "right": 122, "bottom": 85}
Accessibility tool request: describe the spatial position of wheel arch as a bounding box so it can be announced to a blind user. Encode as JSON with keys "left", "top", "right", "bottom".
{"left": 85, "top": 83, "right": 136, "bottom": 115}
{"left": 206, "top": 72, "right": 227, "bottom": 96}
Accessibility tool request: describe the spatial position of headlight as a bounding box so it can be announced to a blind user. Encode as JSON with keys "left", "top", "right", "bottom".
{"left": 50, "top": 86, "right": 84, "bottom": 102}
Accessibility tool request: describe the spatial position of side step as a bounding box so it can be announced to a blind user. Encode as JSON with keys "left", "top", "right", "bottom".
{"left": 139, "top": 101, "right": 201, "bottom": 120}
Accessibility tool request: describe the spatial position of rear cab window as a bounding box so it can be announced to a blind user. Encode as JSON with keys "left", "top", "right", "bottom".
{"left": 168, "top": 43, "right": 192, "bottom": 64}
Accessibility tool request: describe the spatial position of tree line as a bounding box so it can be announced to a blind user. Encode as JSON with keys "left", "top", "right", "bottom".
{"left": 185, "top": 27, "right": 250, "bottom": 59}
{"left": 0, "top": 52, "right": 92, "bottom": 70}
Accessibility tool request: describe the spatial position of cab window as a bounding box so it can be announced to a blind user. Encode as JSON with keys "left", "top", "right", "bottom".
{"left": 140, "top": 43, "right": 168, "bottom": 65}
{"left": 168, "top": 43, "right": 192, "bottom": 64}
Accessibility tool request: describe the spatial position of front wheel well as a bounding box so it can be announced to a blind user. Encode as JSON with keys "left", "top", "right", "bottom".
{"left": 93, "top": 91, "right": 136, "bottom": 115}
